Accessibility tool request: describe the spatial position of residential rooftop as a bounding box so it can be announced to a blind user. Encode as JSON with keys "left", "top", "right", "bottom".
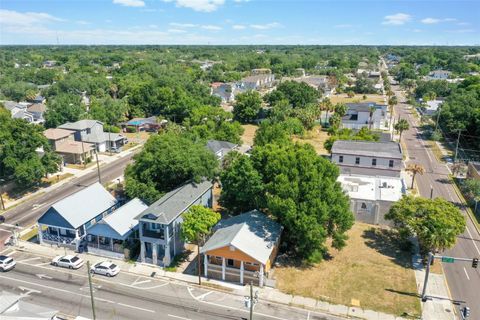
{"left": 201, "top": 210, "right": 282, "bottom": 265}
{"left": 44, "top": 128, "right": 73, "bottom": 140}
{"left": 59, "top": 119, "right": 103, "bottom": 131}
{"left": 337, "top": 174, "right": 406, "bottom": 202}
{"left": 136, "top": 180, "right": 213, "bottom": 225}
{"left": 346, "top": 102, "right": 386, "bottom": 112}
{"left": 206, "top": 140, "right": 237, "bottom": 155}
{"left": 55, "top": 141, "right": 95, "bottom": 154}
{"left": 331, "top": 140, "right": 402, "bottom": 159}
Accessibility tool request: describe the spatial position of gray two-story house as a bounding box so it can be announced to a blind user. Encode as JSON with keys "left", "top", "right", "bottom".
{"left": 331, "top": 140, "right": 403, "bottom": 177}
{"left": 135, "top": 180, "right": 213, "bottom": 267}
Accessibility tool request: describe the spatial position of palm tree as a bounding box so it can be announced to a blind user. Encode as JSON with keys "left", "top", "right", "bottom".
{"left": 406, "top": 163, "right": 425, "bottom": 189}
{"left": 394, "top": 118, "right": 409, "bottom": 141}
{"left": 368, "top": 106, "right": 376, "bottom": 130}
{"left": 319, "top": 98, "right": 332, "bottom": 126}
{"left": 388, "top": 95, "right": 398, "bottom": 127}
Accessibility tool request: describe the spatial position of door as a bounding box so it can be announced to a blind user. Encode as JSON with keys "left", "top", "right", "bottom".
{"left": 60, "top": 258, "right": 69, "bottom": 267}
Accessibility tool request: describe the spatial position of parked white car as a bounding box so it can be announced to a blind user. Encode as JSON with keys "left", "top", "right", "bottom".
{"left": 51, "top": 255, "right": 84, "bottom": 269}
{"left": 0, "top": 255, "right": 16, "bottom": 272}
{"left": 90, "top": 261, "right": 120, "bottom": 277}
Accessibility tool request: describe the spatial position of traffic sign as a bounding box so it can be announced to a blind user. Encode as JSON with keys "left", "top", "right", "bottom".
{"left": 442, "top": 257, "right": 455, "bottom": 263}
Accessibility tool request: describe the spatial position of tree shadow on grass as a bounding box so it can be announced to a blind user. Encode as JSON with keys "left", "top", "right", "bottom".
{"left": 362, "top": 227, "right": 414, "bottom": 269}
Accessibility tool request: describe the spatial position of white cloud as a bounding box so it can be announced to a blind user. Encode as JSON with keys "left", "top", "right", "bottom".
{"left": 201, "top": 25, "right": 222, "bottom": 30}
{"left": 0, "top": 9, "right": 64, "bottom": 27}
{"left": 250, "top": 22, "right": 281, "bottom": 30}
{"left": 382, "top": 13, "right": 411, "bottom": 25}
{"left": 163, "top": 0, "right": 225, "bottom": 12}
{"left": 168, "top": 28, "right": 187, "bottom": 33}
{"left": 170, "top": 22, "right": 197, "bottom": 28}
{"left": 232, "top": 24, "right": 246, "bottom": 30}
{"left": 457, "top": 22, "right": 470, "bottom": 26}
{"left": 112, "top": 0, "right": 145, "bottom": 7}
{"left": 334, "top": 24, "right": 353, "bottom": 29}
{"left": 421, "top": 18, "right": 440, "bottom": 24}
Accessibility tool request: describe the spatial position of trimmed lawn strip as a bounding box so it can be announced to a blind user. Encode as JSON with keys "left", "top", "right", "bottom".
{"left": 275, "top": 223, "right": 421, "bottom": 318}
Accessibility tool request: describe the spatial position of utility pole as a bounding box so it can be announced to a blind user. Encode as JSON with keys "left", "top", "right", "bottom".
{"left": 430, "top": 185, "right": 434, "bottom": 199}
{"left": 94, "top": 151, "right": 101, "bottom": 184}
{"left": 87, "top": 261, "right": 96, "bottom": 320}
{"left": 454, "top": 129, "right": 463, "bottom": 163}
{"left": 421, "top": 252, "right": 433, "bottom": 302}
{"left": 434, "top": 105, "right": 442, "bottom": 132}
{"left": 0, "top": 179, "right": 5, "bottom": 210}
{"left": 80, "top": 135, "right": 86, "bottom": 169}
{"left": 108, "top": 131, "right": 112, "bottom": 156}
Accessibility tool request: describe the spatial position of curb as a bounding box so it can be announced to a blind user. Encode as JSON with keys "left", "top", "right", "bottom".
{"left": 449, "top": 177, "right": 480, "bottom": 235}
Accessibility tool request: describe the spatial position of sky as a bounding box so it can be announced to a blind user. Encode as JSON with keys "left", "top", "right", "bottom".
{"left": 0, "top": 0, "right": 479, "bottom": 45}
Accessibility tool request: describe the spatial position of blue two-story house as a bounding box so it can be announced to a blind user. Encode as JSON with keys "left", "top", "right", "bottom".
{"left": 37, "top": 183, "right": 118, "bottom": 252}
{"left": 135, "top": 180, "right": 213, "bottom": 267}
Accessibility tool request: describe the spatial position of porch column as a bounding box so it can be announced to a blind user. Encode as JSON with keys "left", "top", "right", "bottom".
{"left": 56, "top": 227, "right": 60, "bottom": 244}
{"left": 37, "top": 224, "right": 43, "bottom": 244}
{"left": 259, "top": 264, "right": 264, "bottom": 287}
{"left": 164, "top": 242, "right": 171, "bottom": 266}
{"left": 221, "top": 257, "right": 226, "bottom": 281}
{"left": 97, "top": 236, "right": 100, "bottom": 248}
{"left": 204, "top": 254, "right": 208, "bottom": 277}
{"left": 240, "top": 261, "right": 244, "bottom": 285}
{"left": 152, "top": 243, "right": 158, "bottom": 265}
{"left": 140, "top": 241, "right": 146, "bottom": 262}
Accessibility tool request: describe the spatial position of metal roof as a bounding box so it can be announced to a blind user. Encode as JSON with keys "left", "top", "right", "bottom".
{"left": 200, "top": 210, "right": 282, "bottom": 265}
{"left": 39, "top": 183, "right": 117, "bottom": 229}
{"left": 59, "top": 120, "right": 103, "bottom": 131}
{"left": 136, "top": 180, "right": 213, "bottom": 225}
{"left": 88, "top": 198, "right": 147, "bottom": 239}
{"left": 206, "top": 140, "right": 237, "bottom": 155}
{"left": 331, "top": 140, "right": 402, "bottom": 159}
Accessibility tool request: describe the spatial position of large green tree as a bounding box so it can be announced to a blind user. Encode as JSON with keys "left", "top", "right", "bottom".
{"left": 125, "top": 132, "right": 218, "bottom": 203}
{"left": 233, "top": 91, "right": 262, "bottom": 123}
{"left": 386, "top": 195, "right": 465, "bottom": 254}
{"left": 44, "top": 93, "right": 85, "bottom": 128}
{"left": 267, "top": 81, "right": 320, "bottom": 108}
{"left": 0, "top": 107, "right": 61, "bottom": 187}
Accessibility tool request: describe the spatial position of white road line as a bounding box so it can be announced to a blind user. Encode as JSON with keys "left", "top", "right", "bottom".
{"left": 133, "top": 279, "right": 152, "bottom": 286}
{"left": 307, "top": 311, "right": 310, "bottom": 320}
{"left": 463, "top": 267, "right": 470, "bottom": 280}
{"left": 195, "top": 291, "right": 213, "bottom": 300}
{"left": 18, "top": 257, "right": 41, "bottom": 263}
{"left": 168, "top": 314, "right": 190, "bottom": 320}
{"left": 465, "top": 225, "right": 480, "bottom": 255}
{"left": 0, "top": 274, "right": 115, "bottom": 304}
{"left": 35, "top": 262, "right": 53, "bottom": 266}
{"left": 117, "top": 303, "right": 155, "bottom": 313}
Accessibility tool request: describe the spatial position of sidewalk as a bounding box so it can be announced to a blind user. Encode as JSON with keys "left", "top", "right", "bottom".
{"left": 2, "top": 144, "right": 142, "bottom": 211}
{"left": 13, "top": 240, "right": 411, "bottom": 320}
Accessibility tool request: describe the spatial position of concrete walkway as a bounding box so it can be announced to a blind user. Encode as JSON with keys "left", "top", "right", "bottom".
{"left": 12, "top": 240, "right": 411, "bottom": 320}
{"left": 1, "top": 144, "right": 142, "bottom": 211}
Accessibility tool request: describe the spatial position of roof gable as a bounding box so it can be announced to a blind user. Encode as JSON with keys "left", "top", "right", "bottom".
{"left": 38, "top": 207, "right": 75, "bottom": 229}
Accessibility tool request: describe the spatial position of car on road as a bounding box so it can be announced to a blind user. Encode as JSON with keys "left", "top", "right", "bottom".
{"left": 51, "top": 255, "right": 84, "bottom": 269}
{"left": 90, "top": 261, "right": 120, "bottom": 277}
{"left": 0, "top": 255, "right": 16, "bottom": 272}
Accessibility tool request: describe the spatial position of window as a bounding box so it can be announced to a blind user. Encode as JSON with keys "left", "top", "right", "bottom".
{"left": 389, "top": 160, "right": 394, "bottom": 168}
{"left": 355, "top": 157, "right": 360, "bottom": 165}
{"left": 361, "top": 202, "right": 367, "bottom": 210}
{"left": 339, "top": 156, "right": 344, "bottom": 163}
{"left": 372, "top": 159, "right": 377, "bottom": 166}
{"left": 227, "top": 259, "right": 234, "bottom": 267}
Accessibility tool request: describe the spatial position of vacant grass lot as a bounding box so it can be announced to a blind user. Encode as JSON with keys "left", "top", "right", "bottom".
{"left": 292, "top": 126, "right": 330, "bottom": 155}
{"left": 330, "top": 93, "right": 386, "bottom": 105}
{"left": 241, "top": 124, "right": 258, "bottom": 146}
{"left": 275, "top": 223, "right": 421, "bottom": 318}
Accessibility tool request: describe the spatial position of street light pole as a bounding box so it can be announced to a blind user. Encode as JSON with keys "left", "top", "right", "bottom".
{"left": 87, "top": 261, "right": 96, "bottom": 320}
{"left": 250, "top": 281, "right": 254, "bottom": 320}
{"left": 94, "top": 151, "right": 101, "bottom": 184}
{"left": 421, "top": 252, "right": 433, "bottom": 302}
{"left": 454, "top": 129, "right": 463, "bottom": 163}
{"left": 0, "top": 179, "right": 5, "bottom": 211}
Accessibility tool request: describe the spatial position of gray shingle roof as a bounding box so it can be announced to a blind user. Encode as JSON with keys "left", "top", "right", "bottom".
{"left": 136, "top": 180, "right": 213, "bottom": 225}
{"left": 331, "top": 140, "right": 402, "bottom": 159}
{"left": 206, "top": 140, "right": 237, "bottom": 155}
{"left": 45, "top": 182, "right": 117, "bottom": 229}
{"left": 200, "top": 210, "right": 282, "bottom": 265}
{"left": 59, "top": 120, "right": 103, "bottom": 131}
{"left": 346, "top": 102, "right": 385, "bottom": 112}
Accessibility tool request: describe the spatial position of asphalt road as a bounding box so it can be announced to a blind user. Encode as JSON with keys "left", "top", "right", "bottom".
{"left": 0, "top": 153, "right": 135, "bottom": 233}
{"left": 393, "top": 86, "right": 480, "bottom": 318}
{"left": 0, "top": 249, "right": 343, "bottom": 320}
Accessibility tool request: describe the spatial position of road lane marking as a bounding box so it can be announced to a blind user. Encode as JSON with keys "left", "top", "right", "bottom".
{"left": 465, "top": 225, "right": 480, "bottom": 255}
{"left": 18, "top": 286, "right": 42, "bottom": 296}
{"left": 0, "top": 273, "right": 115, "bottom": 304}
{"left": 118, "top": 303, "right": 155, "bottom": 313}
{"left": 18, "top": 257, "right": 41, "bottom": 263}
{"left": 35, "top": 262, "right": 53, "bottom": 266}
{"left": 36, "top": 273, "right": 53, "bottom": 280}
{"left": 307, "top": 311, "right": 310, "bottom": 320}
{"left": 463, "top": 267, "right": 470, "bottom": 280}
{"left": 168, "top": 314, "right": 190, "bottom": 320}
{"left": 195, "top": 291, "right": 213, "bottom": 300}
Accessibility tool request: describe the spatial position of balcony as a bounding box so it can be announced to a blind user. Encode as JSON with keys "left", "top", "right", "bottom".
{"left": 142, "top": 228, "right": 164, "bottom": 239}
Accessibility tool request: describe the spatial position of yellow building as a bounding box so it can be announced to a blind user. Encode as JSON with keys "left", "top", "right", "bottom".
{"left": 200, "top": 210, "right": 282, "bottom": 287}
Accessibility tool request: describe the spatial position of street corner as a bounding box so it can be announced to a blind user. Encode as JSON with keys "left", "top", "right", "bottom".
{"left": 187, "top": 285, "right": 227, "bottom": 303}
{"left": 125, "top": 275, "right": 169, "bottom": 290}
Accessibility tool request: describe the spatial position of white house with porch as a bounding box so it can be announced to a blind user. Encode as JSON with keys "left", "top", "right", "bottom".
{"left": 37, "top": 183, "right": 117, "bottom": 252}
{"left": 86, "top": 198, "right": 148, "bottom": 259}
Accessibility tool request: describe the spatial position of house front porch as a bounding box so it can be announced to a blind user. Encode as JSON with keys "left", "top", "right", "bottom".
{"left": 203, "top": 255, "right": 265, "bottom": 286}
